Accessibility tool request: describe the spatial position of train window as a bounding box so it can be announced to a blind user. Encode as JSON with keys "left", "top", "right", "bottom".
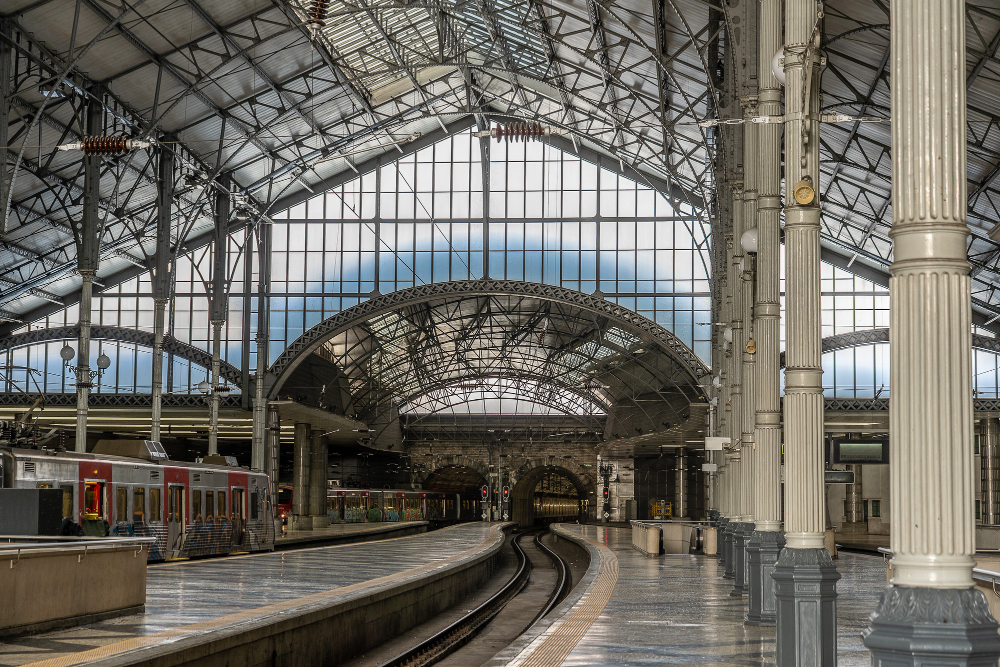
{"left": 168, "top": 487, "right": 184, "bottom": 523}
{"left": 217, "top": 491, "right": 226, "bottom": 517}
{"left": 205, "top": 491, "right": 214, "bottom": 519}
{"left": 149, "top": 488, "right": 162, "bottom": 522}
{"left": 116, "top": 486, "right": 127, "bottom": 523}
{"left": 192, "top": 490, "right": 202, "bottom": 521}
{"left": 250, "top": 491, "right": 259, "bottom": 520}
{"left": 133, "top": 487, "right": 145, "bottom": 523}
{"left": 62, "top": 486, "right": 73, "bottom": 519}
{"left": 83, "top": 482, "right": 103, "bottom": 519}
{"left": 278, "top": 488, "right": 291, "bottom": 505}
{"left": 36, "top": 483, "right": 52, "bottom": 489}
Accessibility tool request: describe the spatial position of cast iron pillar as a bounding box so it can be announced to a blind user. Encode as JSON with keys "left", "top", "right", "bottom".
{"left": 862, "top": 0, "right": 1000, "bottom": 662}
{"left": 251, "top": 222, "right": 272, "bottom": 472}
{"left": 266, "top": 404, "right": 281, "bottom": 533}
{"left": 982, "top": 418, "right": 1000, "bottom": 525}
{"left": 675, "top": 448, "right": 687, "bottom": 518}
{"left": 729, "top": 178, "right": 749, "bottom": 596}
{"left": 74, "top": 94, "right": 102, "bottom": 453}
{"left": 842, "top": 464, "right": 865, "bottom": 533}
{"left": 0, "top": 20, "right": 11, "bottom": 235}
{"left": 773, "top": 0, "right": 839, "bottom": 662}
{"left": 207, "top": 173, "right": 230, "bottom": 457}
{"left": 309, "top": 429, "right": 329, "bottom": 529}
{"left": 150, "top": 141, "right": 174, "bottom": 442}
{"left": 291, "top": 422, "right": 311, "bottom": 530}
{"left": 746, "top": 0, "right": 785, "bottom": 627}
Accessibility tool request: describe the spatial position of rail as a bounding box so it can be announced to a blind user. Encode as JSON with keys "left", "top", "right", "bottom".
{"left": 528, "top": 531, "right": 569, "bottom": 628}
{"left": 877, "top": 547, "right": 1000, "bottom": 597}
{"left": 378, "top": 530, "right": 531, "bottom": 667}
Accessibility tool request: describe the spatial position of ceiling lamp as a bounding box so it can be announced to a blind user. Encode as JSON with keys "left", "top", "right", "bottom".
{"left": 771, "top": 48, "right": 786, "bottom": 86}
{"left": 56, "top": 136, "right": 152, "bottom": 154}
{"left": 474, "top": 123, "right": 572, "bottom": 143}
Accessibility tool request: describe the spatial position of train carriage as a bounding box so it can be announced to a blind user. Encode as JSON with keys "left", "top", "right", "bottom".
{"left": 0, "top": 441, "right": 275, "bottom": 561}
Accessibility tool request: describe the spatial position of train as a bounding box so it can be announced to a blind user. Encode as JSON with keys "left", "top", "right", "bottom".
{"left": 533, "top": 494, "right": 587, "bottom": 523}
{"left": 277, "top": 483, "right": 463, "bottom": 524}
{"left": 0, "top": 441, "right": 275, "bottom": 562}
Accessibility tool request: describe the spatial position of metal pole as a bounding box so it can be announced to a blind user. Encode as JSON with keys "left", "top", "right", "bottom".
{"left": 773, "top": 0, "right": 840, "bottom": 661}
{"left": 864, "top": 0, "right": 1000, "bottom": 660}
{"left": 0, "top": 19, "right": 11, "bottom": 236}
{"left": 208, "top": 173, "right": 230, "bottom": 457}
{"left": 150, "top": 142, "right": 173, "bottom": 442}
{"left": 74, "top": 93, "right": 102, "bottom": 453}
{"left": 267, "top": 404, "right": 281, "bottom": 533}
{"left": 675, "top": 448, "right": 687, "bottom": 519}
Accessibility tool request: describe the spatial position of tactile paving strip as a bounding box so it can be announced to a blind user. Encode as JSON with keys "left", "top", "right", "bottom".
{"left": 513, "top": 530, "right": 619, "bottom": 667}
{"left": 21, "top": 524, "right": 505, "bottom": 667}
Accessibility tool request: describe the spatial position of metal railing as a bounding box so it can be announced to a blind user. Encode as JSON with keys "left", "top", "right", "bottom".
{"left": 0, "top": 535, "right": 157, "bottom": 564}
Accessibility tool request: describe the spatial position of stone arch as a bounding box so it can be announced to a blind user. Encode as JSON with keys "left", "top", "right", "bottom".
{"left": 419, "top": 464, "right": 489, "bottom": 494}
{"left": 0, "top": 325, "right": 242, "bottom": 387}
{"left": 267, "top": 279, "right": 711, "bottom": 401}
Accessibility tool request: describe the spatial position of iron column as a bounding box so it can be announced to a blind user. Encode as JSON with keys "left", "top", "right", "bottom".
{"left": 982, "top": 418, "right": 1000, "bottom": 525}
{"left": 746, "top": 0, "right": 785, "bottom": 626}
{"left": 251, "top": 222, "right": 272, "bottom": 471}
{"left": 208, "top": 173, "right": 230, "bottom": 457}
{"left": 863, "top": 0, "right": 1000, "bottom": 661}
{"left": 772, "top": 0, "right": 839, "bottom": 661}
{"left": 151, "top": 142, "right": 173, "bottom": 442}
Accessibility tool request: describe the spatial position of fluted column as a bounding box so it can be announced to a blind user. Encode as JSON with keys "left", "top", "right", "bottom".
{"left": 773, "top": 0, "right": 839, "bottom": 662}
{"left": 725, "top": 184, "right": 745, "bottom": 583}
{"left": 982, "top": 418, "right": 1000, "bottom": 525}
{"left": 864, "top": 0, "right": 1000, "bottom": 661}
{"left": 150, "top": 144, "right": 173, "bottom": 443}
{"left": 746, "top": 0, "right": 785, "bottom": 626}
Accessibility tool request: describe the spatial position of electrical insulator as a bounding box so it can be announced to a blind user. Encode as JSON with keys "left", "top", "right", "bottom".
{"left": 306, "top": 0, "right": 329, "bottom": 26}
{"left": 473, "top": 123, "right": 571, "bottom": 143}
{"left": 56, "top": 136, "right": 152, "bottom": 154}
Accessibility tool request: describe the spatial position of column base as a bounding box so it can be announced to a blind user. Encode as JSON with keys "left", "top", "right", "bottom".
{"left": 722, "top": 519, "right": 736, "bottom": 578}
{"left": 773, "top": 547, "right": 840, "bottom": 666}
{"left": 290, "top": 515, "right": 312, "bottom": 531}
{"left": 862, "top": 586, "right": 1000, "bottom": 666}
{"left": 730, "top": 522, "right": 752, "bottom": 596}
{"left": 746, "top": 529, "right": 785, "bottom": 625}
{"left": 310, "top": 515, "right": 331, "bottom": 530}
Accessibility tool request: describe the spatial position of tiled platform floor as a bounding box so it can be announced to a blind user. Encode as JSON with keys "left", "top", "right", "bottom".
{"left": 543, "top": 524, "right": 885, "bottom": 666}
{"left": 0, "top": 523, "right": 497, "bottom": 667}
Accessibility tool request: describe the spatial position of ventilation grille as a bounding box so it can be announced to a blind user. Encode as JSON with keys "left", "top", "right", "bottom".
{"left": 23, "top": 461, "right": 35, "bottom": 474}
{"left": 193, "top": 474, "right": 201, "bottom": 482}
{"left": 150, "top": 470, "right": 160, "bottom": 481}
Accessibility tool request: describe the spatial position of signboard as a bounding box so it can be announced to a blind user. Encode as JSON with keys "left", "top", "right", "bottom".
{"left": 705, "top": 437, "right": 729, "bottom": 451}
{"left": 825, "top": 470, "right": 857, "bottom": 484}
{"left": 832, "top": 438, "right": 889, "bottom": 465}
{"left": 702, "top": 463, "right": 718, "bottom": 472}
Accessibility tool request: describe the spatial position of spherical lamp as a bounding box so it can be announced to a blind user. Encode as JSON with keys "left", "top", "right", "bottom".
{"left": 96, "top": 353, "right": 111, "bottom": 370}
{"left": 197, "top": 380, "right": 211, "bottom": 394}
{"left": 741, "top": 227, "right": 759, "bottom": 254}
{"left": 772, "top": 49, "right": 786, "bottom": 86}
{"left": 60, "top": 344, "right": 75, "bottom": 362}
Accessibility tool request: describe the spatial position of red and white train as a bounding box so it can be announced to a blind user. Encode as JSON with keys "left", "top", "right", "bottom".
{"left": 0, "top": 440, "right": 275, "bottom": 561}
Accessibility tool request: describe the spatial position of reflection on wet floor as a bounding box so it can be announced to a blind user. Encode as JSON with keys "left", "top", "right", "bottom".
{"left": 555, "top": 525, "right": 883, "bottom": 667}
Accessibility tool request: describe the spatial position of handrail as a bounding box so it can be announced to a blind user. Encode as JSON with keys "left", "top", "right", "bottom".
{"left": 0, "top": 537, "right": 156, "bottom": 551}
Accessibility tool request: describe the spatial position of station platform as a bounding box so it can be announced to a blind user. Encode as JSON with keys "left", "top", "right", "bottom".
{"left": 0, "top": 522, "right": 505, "bottom": 666}
{"left": 275, "top": 520, "right": 429, "bottom": 548}
{"left": 497, "top": 523, "right": 885, "bottom": 667}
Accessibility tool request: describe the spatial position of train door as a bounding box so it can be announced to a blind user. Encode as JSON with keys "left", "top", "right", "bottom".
{"left": 78, "top": 460, "right": 112, "bottom": 536}
{"left": 231, "top": 486, "right": 246, "bottom": 548}
{"left": 167, "top": 483, "right": 186, "bottom": 557}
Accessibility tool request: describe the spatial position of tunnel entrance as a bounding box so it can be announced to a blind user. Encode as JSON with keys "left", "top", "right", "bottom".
{"left": 511, "top": 466, "right": 589, "bottom": 526}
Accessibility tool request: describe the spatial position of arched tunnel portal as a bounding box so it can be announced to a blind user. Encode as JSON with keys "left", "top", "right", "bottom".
{"left": 510, "top": 465, "right": 590, "bottom": 526}
{"left": 421, "top": 464, "right": 489, "bottom": 521}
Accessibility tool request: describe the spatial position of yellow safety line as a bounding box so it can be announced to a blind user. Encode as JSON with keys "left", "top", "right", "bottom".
{"left": 516, "top": 527, "right": 619, "bottom": 667}
{"left": 22, "top": 525, "right": 503, "bottom": 667}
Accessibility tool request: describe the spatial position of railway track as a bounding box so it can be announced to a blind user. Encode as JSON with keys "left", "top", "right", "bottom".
{"left": 377, "top": 529, "right": 570, "bottom": 667}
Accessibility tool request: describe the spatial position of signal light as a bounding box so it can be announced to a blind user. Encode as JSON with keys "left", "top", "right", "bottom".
{"left": 502, "top": 485, "right": 509, "bottom": 500}
{"left": 602, "top": 487, "right": 610, "bottom": 501}
{"left": 480, "top": 485, "right": 489, "bottom": 501}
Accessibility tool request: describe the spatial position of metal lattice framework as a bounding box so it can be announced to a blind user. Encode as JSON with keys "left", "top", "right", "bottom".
{"left": 0, "top": 325, "right": 242, "bottom": 385}
{"left": 779, "top": 328, "right": 1000, "bottom": 367}
{"left": 268, "top": 278, "right": 711, "bottom": 391}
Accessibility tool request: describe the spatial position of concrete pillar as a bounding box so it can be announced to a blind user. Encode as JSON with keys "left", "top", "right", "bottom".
{"left": 675, "top": 448, "right": 687, "bottom": 519}
{"left": 309, "top": 429, "right": 329, "bottom": 529}
{"left": 292, "top": 422, "right": 311, "bottom": 529}
{"left": 982, "top": 418, "right": 1000, "bottom": 525}
{"left": 842, "top": 465, "right": 865, "bottom": 533}
{"left": 772, "top": 0, "right": 839, "bottom": 661}
{"left": 746, "top": 0, "right": 786, "bottom": 627}
{"left": 151, "top": 143, "right": 173, "bottom": 443}
{"left": 863, "top": 0, "right": 1000, "bottom": 661}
